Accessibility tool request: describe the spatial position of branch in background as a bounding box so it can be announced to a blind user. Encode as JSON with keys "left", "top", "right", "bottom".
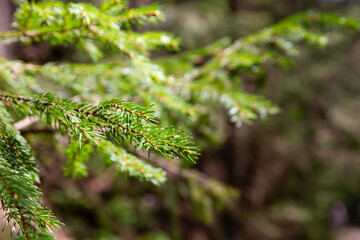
{"left": 14, "top": 116, "right": 38, "bottom": 130}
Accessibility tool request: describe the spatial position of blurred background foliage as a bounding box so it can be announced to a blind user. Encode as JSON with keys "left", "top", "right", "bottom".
{"left": 2, "top": 0, "right": 360, "bottom": 239}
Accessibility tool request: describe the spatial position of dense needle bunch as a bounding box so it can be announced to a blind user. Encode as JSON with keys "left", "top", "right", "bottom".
{"left": 0, "top": 0, "right": 358, "bottom": 238}
{"left": 0, "top": 106, "right": 61, "bottom": 239}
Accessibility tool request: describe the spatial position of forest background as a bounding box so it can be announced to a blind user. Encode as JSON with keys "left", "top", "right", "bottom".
{"left": 1, "top": 0, "right": 360, "bottom": 239}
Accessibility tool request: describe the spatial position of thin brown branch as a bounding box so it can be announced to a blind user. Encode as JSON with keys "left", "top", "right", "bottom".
{"left": 0, "top": 23, "right": 94, "bottom": 43}
{"left": 110, "top": 103, "right": 152, "bottom": 121}
{"left": 116, "top": 10, "right": 161, "bottom": 22}
{"left": 75, "top": 107, "right": 160, "bottom": 151}
{"left": 141, "top": 154, "right": 239, "bottom": 198}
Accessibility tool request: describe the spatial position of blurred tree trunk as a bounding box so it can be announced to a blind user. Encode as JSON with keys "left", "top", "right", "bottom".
{"left": 0, "top": 0, "right": 14, "bottom": 58}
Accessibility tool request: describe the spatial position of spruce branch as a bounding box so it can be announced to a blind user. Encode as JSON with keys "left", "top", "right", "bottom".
{"left": 0, "top": 92, "right": 199, "bottom": 162}
{"left": 100, "top": 141, "right": 167, "bottom": 185}
{"left": 114, "top": 3, "right": 163, "bottom": 23}
{"left": 0, "top": 0, "right": 357, "bottom": 237}
{"left": 0, "top": 1, "right": 177, "bottom": 65}
{"left": 0, "top": 108, "right": 62, "bottom": 239}
{"left": 158, "top": 12, "right": 359, "bottom": 126}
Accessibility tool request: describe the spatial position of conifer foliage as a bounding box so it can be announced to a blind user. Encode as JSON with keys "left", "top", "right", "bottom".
{"left": 0, "top": 0, "right": 358, "bottom": 239}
